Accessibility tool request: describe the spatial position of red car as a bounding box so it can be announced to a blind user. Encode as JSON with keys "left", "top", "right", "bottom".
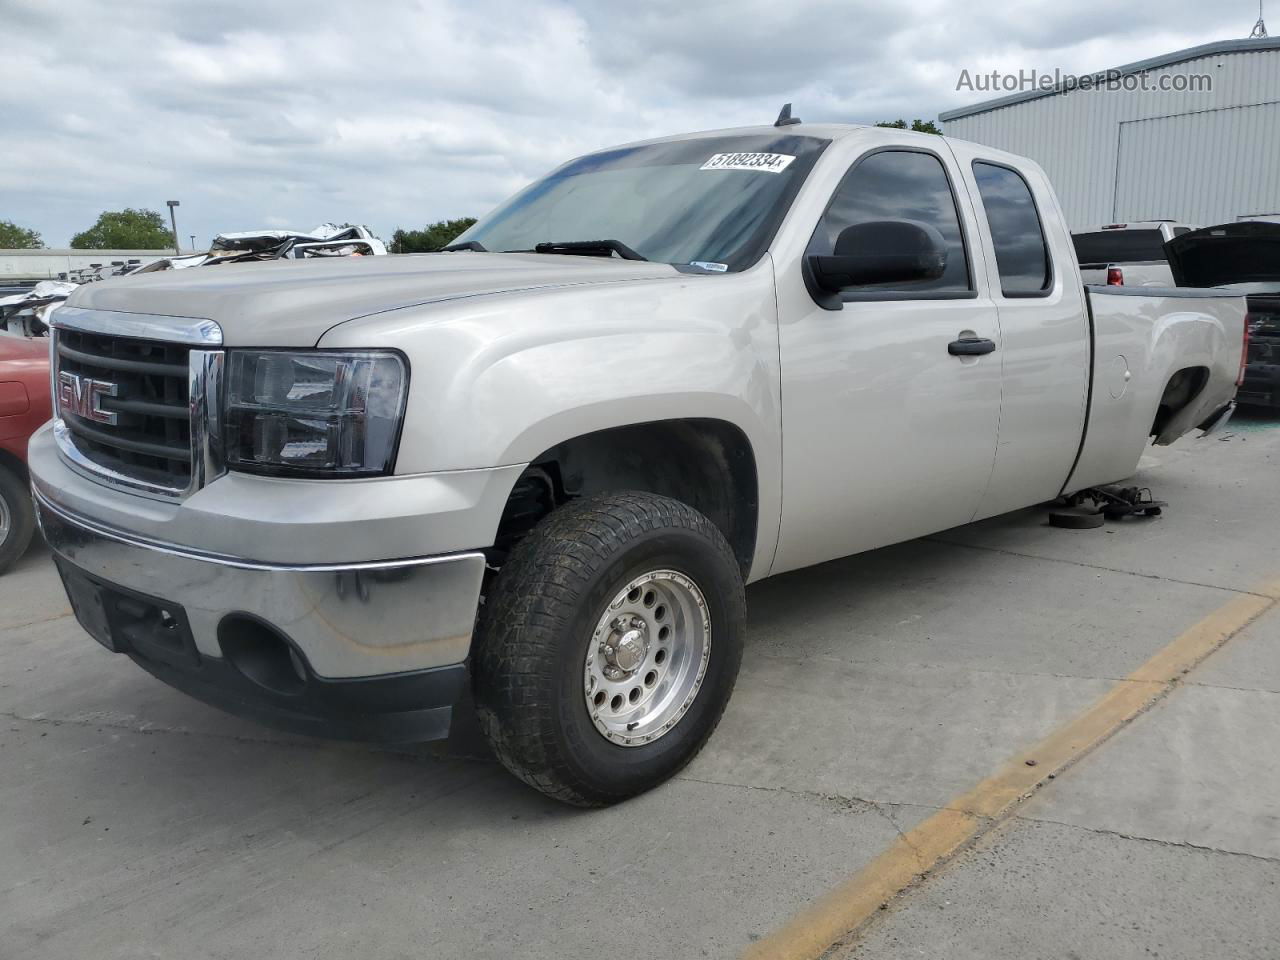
{"left": 0, "top": 335, "right": 51, "bottom": 572}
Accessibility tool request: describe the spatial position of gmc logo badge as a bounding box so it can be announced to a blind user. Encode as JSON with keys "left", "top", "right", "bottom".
{"left": 58, "top": 371, "right": 118, "bottom": 425}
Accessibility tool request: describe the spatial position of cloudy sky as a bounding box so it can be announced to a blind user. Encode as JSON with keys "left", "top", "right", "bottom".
{"left": 0, "top": 0, "right": 1261, "bottom": 248}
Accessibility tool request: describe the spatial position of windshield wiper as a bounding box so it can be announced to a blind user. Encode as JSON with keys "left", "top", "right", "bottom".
{"left": 441, "top": 240, "right": 487, "bottom": 252}
{"left": 531, "top": 239, "right": 648, "bottom": 262}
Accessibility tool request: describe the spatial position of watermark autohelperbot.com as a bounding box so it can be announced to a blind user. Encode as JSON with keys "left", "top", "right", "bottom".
{"left": 956, "top": 67, "right": 1213, "bottom": 95}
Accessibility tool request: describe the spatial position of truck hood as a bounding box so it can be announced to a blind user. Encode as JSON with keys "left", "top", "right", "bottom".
{"left": 1164, "top": 222, "right": 1280, "bottom": 289}
{"left": 64, "top": 252, "right": 683, "bottom": 346}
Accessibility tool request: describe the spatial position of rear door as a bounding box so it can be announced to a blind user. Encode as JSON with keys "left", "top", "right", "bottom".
{"left": 772, "top": 143, "right": 1002, "bottom": 575}
{"left": 952, "top": 146, "right": 1090, "bottom": 517}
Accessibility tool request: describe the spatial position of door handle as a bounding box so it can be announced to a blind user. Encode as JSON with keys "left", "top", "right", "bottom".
{"left": 948, "top": 337, "right": 996, "bottom": 356}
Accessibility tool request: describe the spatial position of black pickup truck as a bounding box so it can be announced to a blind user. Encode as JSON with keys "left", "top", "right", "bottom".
{"left": 1167, "top": 222, "right": 1280, "bottom": 409}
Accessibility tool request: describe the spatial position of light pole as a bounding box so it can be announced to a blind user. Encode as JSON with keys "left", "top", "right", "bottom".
{"left": 190, "top": 234, "right": 197, "bottom": 251}
{"left": 166, "top": 200, "right": 181, "bottom": 254}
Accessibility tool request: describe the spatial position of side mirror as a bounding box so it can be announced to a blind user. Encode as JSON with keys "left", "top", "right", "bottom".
{"left": 805, "top": 219, "right": 948, "bottom": 309}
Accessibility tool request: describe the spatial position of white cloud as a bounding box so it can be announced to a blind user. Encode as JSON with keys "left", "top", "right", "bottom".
{"left": 0, "top": 0, "right": 1256, "bottom": 246}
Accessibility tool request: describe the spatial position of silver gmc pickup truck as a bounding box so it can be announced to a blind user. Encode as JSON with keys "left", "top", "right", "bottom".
{"left": 30, "top": 121, "right": 1247, "bottom": 805}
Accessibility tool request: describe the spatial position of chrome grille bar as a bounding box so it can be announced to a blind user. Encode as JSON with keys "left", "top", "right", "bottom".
{"left": 49, "top": 309, "right": 226, "bottom": 501}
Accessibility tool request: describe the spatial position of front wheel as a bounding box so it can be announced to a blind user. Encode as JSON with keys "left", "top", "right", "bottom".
{"left": 473, "top": 492, "right": 746, "bottom": 806}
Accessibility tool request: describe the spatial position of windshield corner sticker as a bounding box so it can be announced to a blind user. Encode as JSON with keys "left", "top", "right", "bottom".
{"left": 700, "top": 152, "right": 796, "bottom": 174}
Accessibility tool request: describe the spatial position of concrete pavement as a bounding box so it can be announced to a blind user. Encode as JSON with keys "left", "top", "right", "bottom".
{"left": 845, "top": 607, "right": 1280, "bottom": 960}
{"left": 2, "top": 410, "right": 1278, "bottom": 959}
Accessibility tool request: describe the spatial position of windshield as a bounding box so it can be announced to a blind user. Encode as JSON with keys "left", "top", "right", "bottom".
{"left": 452, "top": 134, "right": 830, "bottom": 272}
{"left": 1073, "top": 229, "right": 1167, "bottom": 265}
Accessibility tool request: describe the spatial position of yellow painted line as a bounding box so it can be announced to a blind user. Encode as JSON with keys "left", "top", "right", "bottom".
{"left": 744, "top": 579, "right": 1280, "bottom": 960}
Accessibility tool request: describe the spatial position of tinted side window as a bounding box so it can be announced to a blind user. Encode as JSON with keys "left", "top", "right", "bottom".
{"left": 1072, "top": 230, "right": 1166, "bottom": 264}
{"left": 812, "top": 150, "right": 971, "bottom": 295}
{"left": 973, "top": 161, "right": 1052, "bottom": 297}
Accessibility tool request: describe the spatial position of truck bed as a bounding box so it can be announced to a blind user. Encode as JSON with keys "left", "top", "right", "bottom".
{"left": 1078, "top": 262, "right": 1175, "bottom": 287}
{"left": 1065, "top": 285, "right": 1247, "bottom": 493}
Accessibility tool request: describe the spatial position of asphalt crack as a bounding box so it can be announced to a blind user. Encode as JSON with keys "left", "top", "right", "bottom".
{"left": 927, "top": 537, "right": 1273, "bottom": 599}
{"left": 750, "top": 649, "right": 1136, "bottom": 686}
{"left": 4, "top": 611, "right": 73, "bottom": 630}
{"left": 1012, "top": 813, "right": 1280, "bottom": 865}
{"left": 1183, "top": 679, "right": 1280, "bottom": 697}
{"left": 864, "top": 800, "right": 927, "bottom": 866}
{"left": 674, "top": 772, "right": 940, "bottom": 829}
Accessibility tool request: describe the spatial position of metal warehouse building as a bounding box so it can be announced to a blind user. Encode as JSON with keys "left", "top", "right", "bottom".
{"left": 940, "top": 37, "right": 1280, "bottom": 229}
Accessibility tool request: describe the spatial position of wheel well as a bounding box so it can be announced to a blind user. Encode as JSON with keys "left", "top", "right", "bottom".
{"left": 492, "top": 419, "right": 759, "bottom": 577}
{"left": 1151, "top": 366, "right": 1209, "bottom": 437}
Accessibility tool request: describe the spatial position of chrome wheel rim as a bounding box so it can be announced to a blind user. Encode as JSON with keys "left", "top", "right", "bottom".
{"left": 583, "top": 569, "right": 711, "bottom": 747}
{"left": 0, "top": 492, "right": 9, "bottom": 548}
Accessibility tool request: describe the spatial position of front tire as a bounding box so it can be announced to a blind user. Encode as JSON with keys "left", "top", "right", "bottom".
{"left": 0, "top": 464, "right": 35, "bottom": 575}
{"left": 473, "top": 492, "right": 746, "bottom": 806}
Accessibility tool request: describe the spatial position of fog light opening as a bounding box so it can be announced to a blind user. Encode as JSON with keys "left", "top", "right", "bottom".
{"left": 218, "top": 615, "right": 308, "bottom": 696}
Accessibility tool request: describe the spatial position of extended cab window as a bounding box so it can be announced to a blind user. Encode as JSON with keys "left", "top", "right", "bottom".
{"left": 973, "top": 161, "right": 1052, "bottom": 297}
{"left": 810, "top": 149, "right": 972, "bottom": 297}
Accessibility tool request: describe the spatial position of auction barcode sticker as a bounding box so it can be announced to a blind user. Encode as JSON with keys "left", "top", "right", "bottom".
{"left": 700, "top": 153, "right": 796, "bottom": 173}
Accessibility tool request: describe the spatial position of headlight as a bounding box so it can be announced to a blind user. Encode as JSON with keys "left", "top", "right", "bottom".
{"left": 224, "top": 350, "right": 408, "bottom": 477}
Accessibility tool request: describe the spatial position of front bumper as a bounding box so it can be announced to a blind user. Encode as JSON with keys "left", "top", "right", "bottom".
{"left": 35, "top": 490, "right": 486, "bottom": 742}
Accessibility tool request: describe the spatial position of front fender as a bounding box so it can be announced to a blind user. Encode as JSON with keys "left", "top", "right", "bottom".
{"left": 318, "top": 265, "right": 784, "bottom": 569}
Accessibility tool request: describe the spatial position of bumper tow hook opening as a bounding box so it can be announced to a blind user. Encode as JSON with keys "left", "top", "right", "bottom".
{"left": 218, "top": 615, "right": 308, "bottom": 697}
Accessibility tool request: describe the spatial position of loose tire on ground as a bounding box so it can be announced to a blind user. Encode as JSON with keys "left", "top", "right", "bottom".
{"left": 472, "top": 492, "right": 746, "bottom": 806}
{"left": 0, "top": 464, "right": 35, "bottom": 575}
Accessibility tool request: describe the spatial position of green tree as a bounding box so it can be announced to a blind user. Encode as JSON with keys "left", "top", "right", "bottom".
{"left": 70, "top": 208, "right": 175, "bottom": 249}
{"left": 391, "top": 217, "right": 478, "bottom": 253}
{"left": 875, "top": 119, "right": 943, "bottom": 135}
{"left": 0, "top": 220, "right": 44, "bottom": 249}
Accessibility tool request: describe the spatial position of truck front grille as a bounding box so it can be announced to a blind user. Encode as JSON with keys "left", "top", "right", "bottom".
{"left": 55, "top": 329, "right": 194, "bottom": 491}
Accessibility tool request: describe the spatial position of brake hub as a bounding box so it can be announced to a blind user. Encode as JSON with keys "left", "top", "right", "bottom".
{"left": 602, "top": 616, "right": 649, "bottom": 679}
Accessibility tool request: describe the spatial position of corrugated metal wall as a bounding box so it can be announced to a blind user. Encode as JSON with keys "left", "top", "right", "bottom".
{"left": 1115, "top": 101, "right": 1280, "bottom": 222}
{"left": 943, "top": 47, "right": 1280, "bottom": 228}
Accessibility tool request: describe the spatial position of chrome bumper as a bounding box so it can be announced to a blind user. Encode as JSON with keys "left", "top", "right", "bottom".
{"left": 34, "top": 490, "right": 485, "bottom": 679}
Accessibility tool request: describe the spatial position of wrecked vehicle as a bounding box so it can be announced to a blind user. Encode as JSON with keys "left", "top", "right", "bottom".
{"left": 133, "top": 223, "right": 386, "bottom": 273}
{"left": 30, "top": 121, "right": 1248, "bottom": 806}
{"left": 1166, "top": 220, "right": 1280, "bottom": 409}
{"left": 0, "top": 280, "right": 78, "bottom": 337}
{"left": 2, "top": 226, "right": 385, "bottom": 335}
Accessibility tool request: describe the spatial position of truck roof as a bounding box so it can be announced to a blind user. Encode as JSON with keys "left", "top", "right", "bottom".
{"left": 580, "top": 121, "right": 1024, "bottom": 161}
{"left": 590, "top": 122, "right": 866, "bottom": 153}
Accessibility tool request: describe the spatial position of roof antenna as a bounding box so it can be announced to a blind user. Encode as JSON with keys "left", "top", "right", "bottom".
{"left": 774, "top": 103, "right": 801, "bottom": 127}
{"left": 1251, "top": 0, "right": 1268, "bottom": 37}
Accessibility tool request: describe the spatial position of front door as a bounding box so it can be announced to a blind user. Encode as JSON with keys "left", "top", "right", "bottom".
{"left": 772, "top": 146, "right": 1003, "bottom": 575}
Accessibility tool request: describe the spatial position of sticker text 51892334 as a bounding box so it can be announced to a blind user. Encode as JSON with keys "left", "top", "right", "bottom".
{"left": 699, "top": 153, "right": 796, "bottom": 174}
